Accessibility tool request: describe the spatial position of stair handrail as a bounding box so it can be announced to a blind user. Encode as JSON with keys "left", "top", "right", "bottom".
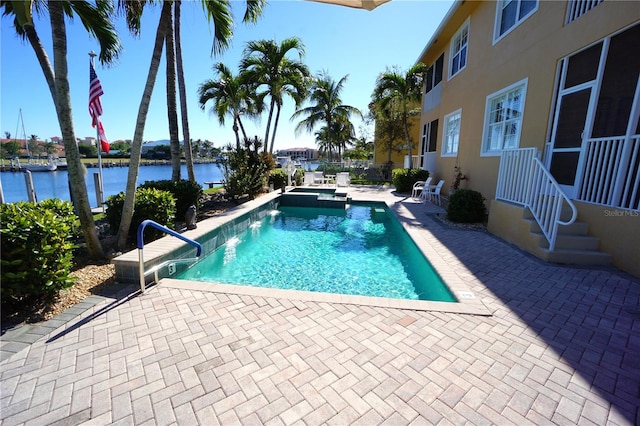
{"left": 528, "top": 157, "right": 578, "bottom": 251}
{"left": 497, "top": 148, "right": 578, "bottom": 251}
{"left": 137, "top": 220, "right": 202, "bottom": 292}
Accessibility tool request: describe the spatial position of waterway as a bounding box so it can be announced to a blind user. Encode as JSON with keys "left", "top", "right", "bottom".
{"left": 0, "top": 163, "right": 224, "bottom": 204}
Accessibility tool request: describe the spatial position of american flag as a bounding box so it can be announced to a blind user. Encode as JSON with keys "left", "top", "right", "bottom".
{"left": 89, "top": 60, "right": 110, "bottom": 153}
{"left": 89, "top": 61, "right": 103, "bottom": 126}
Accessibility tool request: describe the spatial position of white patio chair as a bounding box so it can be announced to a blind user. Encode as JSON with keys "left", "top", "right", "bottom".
{"left": 304, "top": 172, "right": 315, "bottom": 186}
{"left": 421, "top": 179, "right": 445, "bottom": 206}
{"left": 314, "top": 171, "right": 324, "bottom": 185}
{"left": 412, "top": 177, "right": 432, "bottom": 199}
{"left": 336, "top": 172, "right": 350, "bottom": 187}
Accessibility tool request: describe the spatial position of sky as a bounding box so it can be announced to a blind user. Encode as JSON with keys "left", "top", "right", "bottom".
{"left": 1, "top": 0, "right": 453, "bottom": 152}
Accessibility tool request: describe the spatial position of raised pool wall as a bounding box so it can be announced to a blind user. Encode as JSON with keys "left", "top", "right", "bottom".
{"left": 113, "top": 191, "right": 282, "bottom": 285}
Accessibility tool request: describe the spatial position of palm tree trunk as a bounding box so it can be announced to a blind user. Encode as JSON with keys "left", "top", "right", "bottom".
{"left": 23, "top": 26, "right": 57, "bottom": 109}
{"left": 237, "top": 114, "right": 249, "bottom": 142}
{"left": 165, "top": 2, "right": 181, "bottom": 181}
{"left": 116, "top": 0, "right": 171, "bottom": 250}
{"left": 402, "top": 110, "right": 412, "bottom": 169}
{"left": 269, "top": 103, "right": 282, "bottom": 154}
{"left": 174, "top": 0, "right": 195, "bottom": 183}
{"left": 49, "top": 1, "right": 104, "bottom": 259}
{"left": 263, "top": 98, "right": 276, "bottom": 153}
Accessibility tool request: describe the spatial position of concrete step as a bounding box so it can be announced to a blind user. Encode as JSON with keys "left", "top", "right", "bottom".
{"left": 538, "top": 248, "right": 612, "bottom": 266}
{"left": 533, "top": 232, "right": 601, "bottom": 251}
{"left": 523, "top": 205, "right": 577, "bottom": 223}
{"left": 526, "top": 218, "right": 590, "bottom": 236}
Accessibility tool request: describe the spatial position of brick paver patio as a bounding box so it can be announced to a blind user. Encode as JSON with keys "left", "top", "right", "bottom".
{"left": 1, "top": 187, "right": 639, "bottom": 425}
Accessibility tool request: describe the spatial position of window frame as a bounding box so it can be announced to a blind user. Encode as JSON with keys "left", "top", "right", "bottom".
{"left": 493, "top": 0, "right": 538, "bottom": 44}
{"left": 442, "top": 109, "right": 462, "bottom": 157}
{"left": 449, "top": 18, "right": 470, "bottom": 80}
{"left": 424, "top": 53, "right": 445, "bottom": 95}
{"left": 481, "top": 78, "right": 528, "bottom": 157}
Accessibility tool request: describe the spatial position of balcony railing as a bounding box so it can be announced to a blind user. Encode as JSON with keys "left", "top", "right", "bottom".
{"left": 565, "top": 0, "right": 605, "bottom": 24}
{"left": 578, "top": 135, "right": 640, "bottom": 210}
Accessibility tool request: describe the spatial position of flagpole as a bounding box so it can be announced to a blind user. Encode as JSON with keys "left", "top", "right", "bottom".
{"left": 89, "top": 51, "right": 105, "bottom": 212}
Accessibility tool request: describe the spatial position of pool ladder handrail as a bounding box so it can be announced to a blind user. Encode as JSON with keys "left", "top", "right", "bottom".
{"left": 137, "top": 220, "right": 203, "bottom": 292}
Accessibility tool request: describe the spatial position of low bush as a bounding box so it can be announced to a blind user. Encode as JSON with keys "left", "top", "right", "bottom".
{"left": 1, "top": 199, "right": 77, "bottom": 308}
{"left": 392, "top": 168, "right": 430, "bottom": 193}
{"left": 105, "top": 187, "right": 176, "bottom": 241}
{"left": 139, "top": 179, "right": 202, "bottom": 221}
{"left": 269, "top": 169, "right": 288, "bottom": 191}
{"left": 447, "top": 189, "right": 487, "bottom": 223}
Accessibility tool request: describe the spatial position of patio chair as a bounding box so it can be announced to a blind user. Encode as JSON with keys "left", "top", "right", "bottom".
{"left": 412, "top": 177, "right": 432, "bottom": 199}
{"left": 421, "top": 179, "right": 445, "bottom": 206}
{"left": 336, "top": 172, "right": 350, "bottom": 187}
{"left": 304, "top": 172, "right": 315, "bottom": 186}
{"left": 314, "top": 171, "right": 324, "bottom": 185}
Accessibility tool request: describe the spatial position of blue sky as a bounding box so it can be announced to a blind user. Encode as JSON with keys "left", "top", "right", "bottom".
{"left": 1, "top": 0, "right": 453, "bottom": 152}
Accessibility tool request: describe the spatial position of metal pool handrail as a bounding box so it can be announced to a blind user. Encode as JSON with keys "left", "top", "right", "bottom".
{"left": 137, "top": 220, "right": 202, "bottom": 292}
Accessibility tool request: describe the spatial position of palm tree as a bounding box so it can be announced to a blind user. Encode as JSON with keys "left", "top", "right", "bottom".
{"left": 372, "top": 64, "right": 428, "bottom": 169}
{"left": 292, "top": 72, "right": 362, "bottom": 163}
{"left": 164, "top": 3, "right": 181, "bottom": 181}
{"left": 368, "top": 98, "right": 404, "bottom": 164}
{"left": 173, "top": 0, "right": 195, "bottom": 182}
{"left": 198, "top": 63, "right": 258, "bottom": 150}
{"left": 240, "top": 38, "right": 310, "bottom": 154}
{"left": 116, "top": 0, "right": 265, "bottom": 249}
{"left": 2, "top": 0, "right": 122, "bottom": 259}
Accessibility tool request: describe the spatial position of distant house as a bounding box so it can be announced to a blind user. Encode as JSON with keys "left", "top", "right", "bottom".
{"left": 412, "top": 0, "right": 639, "bottom": 276}
{"left": 276, "top": 147, "right": 318, "bottom": 161}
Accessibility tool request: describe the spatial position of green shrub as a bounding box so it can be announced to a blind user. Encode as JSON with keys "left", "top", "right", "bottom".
{"left": 139, "top": 179, "right": 202, "bottom": 221}
{"left": 1, "top": 200, "right": 77, "bottom": 306}
{"left": 269, "top": 169, "right": 288, "bottom": 191}
{"left": 392, "top": 168, "right": 430, "bottom": 193}
{"left": 447, "top": 189, "right": 487, "bottom": 223}
{"left": 105, "top": 187, "right": 176, "bottom": 241}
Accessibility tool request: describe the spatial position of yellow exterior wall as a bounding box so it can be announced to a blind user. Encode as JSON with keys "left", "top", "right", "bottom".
{"left": 414, "top": 1, "right": 640, "bottom": 276}
{"left": 418, "top": 1, "right": 639, "bottom": 201}
{"left": 372, "top": 112, "right": 421, "bottom": 169}
{"left": 574, "top": 202, "right": 640, "bottom": 277}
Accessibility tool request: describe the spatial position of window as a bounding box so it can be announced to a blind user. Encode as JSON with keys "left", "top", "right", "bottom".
{"left": 482, "top": 79, "right": 528, "bottom": 155}
{"left": 449, "top": 19, "right": 469, "bottom": 79}
{"left": 494, "top": 0, "right": 538, "bottom": 43}
{"left": 425, "top": 54, "right": 444, "bottom": 95}
{"left": 442, "top": 110, "right": 461, "bottom": 156}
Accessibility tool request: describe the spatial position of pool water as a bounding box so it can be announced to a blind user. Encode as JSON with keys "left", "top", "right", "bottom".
{"left": 177, "top": 204, "right": 457, "bottom": 302}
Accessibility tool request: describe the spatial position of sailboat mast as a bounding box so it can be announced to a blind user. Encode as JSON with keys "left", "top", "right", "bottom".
{"left": 16, "top": 109, "right": 29, "bottom": 158}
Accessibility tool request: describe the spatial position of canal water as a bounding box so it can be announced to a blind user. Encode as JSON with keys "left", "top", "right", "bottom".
{"left": 0, "top": 163, "right": 225, "bottom": 204}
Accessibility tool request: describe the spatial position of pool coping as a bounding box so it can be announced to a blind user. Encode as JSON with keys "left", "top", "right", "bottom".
{"left": 115, "top": 187, "right": 492, "bottom": 316}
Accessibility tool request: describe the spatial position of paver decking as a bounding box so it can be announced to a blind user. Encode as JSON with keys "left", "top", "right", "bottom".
{"left": 1, "top": 187, "right": 639, "bottom": 425}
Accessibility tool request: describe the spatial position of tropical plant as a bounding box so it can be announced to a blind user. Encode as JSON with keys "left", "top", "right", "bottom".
{"left": 369, "top": 98, "right": 404, "bottom": 164}
{"left": 115, "top": 0, "right": 265, "bottom": 250}
{"left": 447, "top": 189, "right": 487, "bottom": 223}
{"left": 372, "top": 64, "right": 428, "bottom": 169}
{"left": 391, "top": 168, "right": 430, "bottom": 193}
{"left": 1, "top": 140, "right": 21, "bottom": 158}
{"left": 240, "top": 37, "right": 311, "bottom": 154}
{"left": 293, "top": 72, "right": 362, "bottom": 163}
{"left": 1, "top": 0, "right": 124, "bottom": 259}
{"left": 1, "top": 199, "right": 77, "bottom": 308}
{"left": 198, "top": 62, "right": 259, "bottom": 150}
{"left": 222, "top": 137, "right": 271, "bottom": 201}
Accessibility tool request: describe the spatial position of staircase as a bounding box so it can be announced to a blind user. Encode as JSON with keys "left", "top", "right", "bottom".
{"left": 524, "top": 207, "right": 611, "bottom": 266}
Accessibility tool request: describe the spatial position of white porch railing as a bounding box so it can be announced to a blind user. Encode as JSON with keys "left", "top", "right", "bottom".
{"left": 565, "top": 0, "right": 605, "bottom": 24}
{"left": 497, "top": 148, "right": 577, "bottom": 251}
{"left": 578, "top": 135, "right": 640, "bottom": 210}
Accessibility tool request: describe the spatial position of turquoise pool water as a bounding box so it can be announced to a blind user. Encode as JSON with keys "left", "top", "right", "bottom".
{"left": 177, "top": 204, "right": 456, "bottom": 302}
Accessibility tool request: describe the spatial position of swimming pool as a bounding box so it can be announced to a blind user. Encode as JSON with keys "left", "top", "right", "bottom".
{"left": 176, "top": 203, "right": 457, "bottom": 303}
